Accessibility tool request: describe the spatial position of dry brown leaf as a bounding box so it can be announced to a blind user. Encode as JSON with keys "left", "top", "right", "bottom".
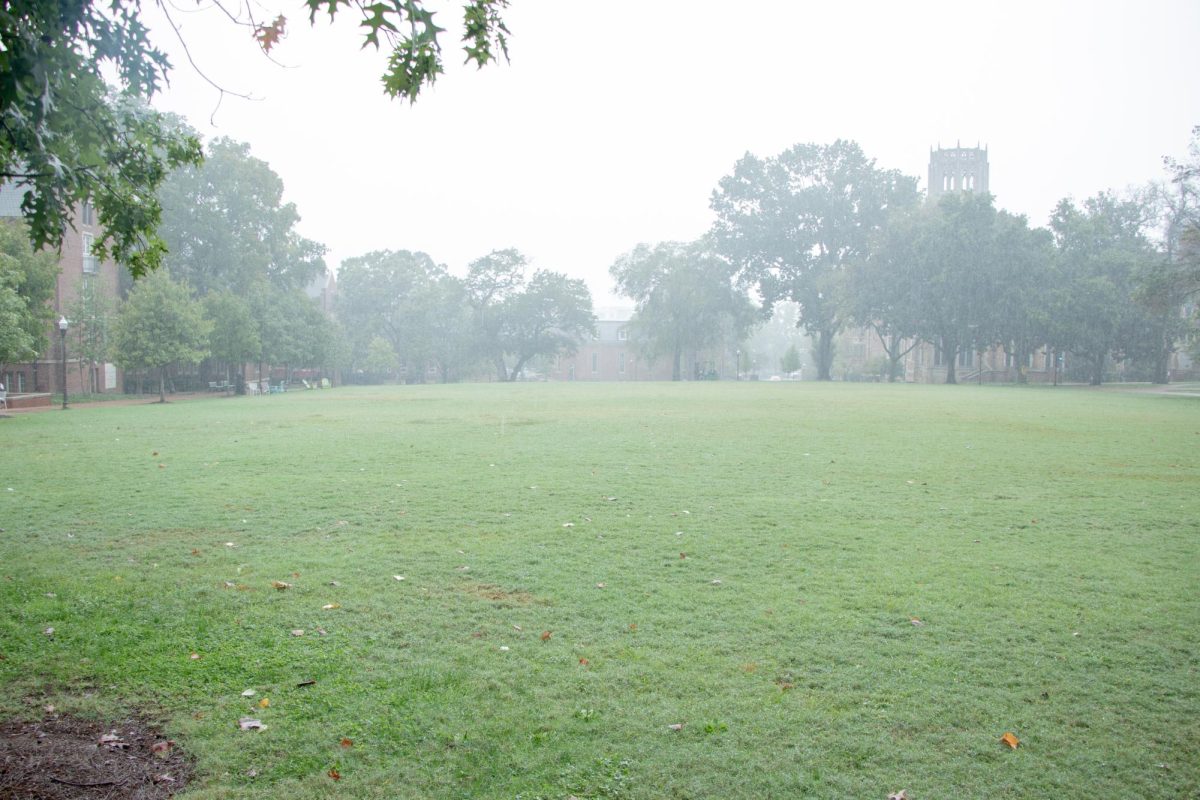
{"left": 579, "top": 658, "right": 589, "bottom": 666}
{"left": 322, "top": 603, "right": 340, "bottom": 610}
{"left": 327, "top": 767, "right": 341, "bottom": 781}
{"left": 258, "top": 697, "right": 270, "bottom": 708}
{"left": 667, "top": 723, "right": 684, "bottom": 731}
{"left": 189, "top": 652, "right": 200, "bottom": 660}
{"left": 1000, "top": 731, "right": 1020, "bottom": 749}
{"left": 910, "top": 618, "right": 924, "bottom": 626}
{"left": 888, "top": 791, "right": 908, "bottom": 800}
{"left": 151, "top": 740, "right": 174, "bottom": 756}
{"left": 340, "top": 738, "right": 353, "bottom": 748}
{"left": 291, "top": 629, "right": 304, "bottom": 637}
{"left": 540, "top": 630, "right": 552, "bottom": 641}
{"left": 271, "top": 581, "right": 292, "bottom": 590}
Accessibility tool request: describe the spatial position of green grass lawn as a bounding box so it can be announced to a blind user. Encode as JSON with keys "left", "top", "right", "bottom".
{"left": 1, "top": 383, "right": 1197, "bottom": 799}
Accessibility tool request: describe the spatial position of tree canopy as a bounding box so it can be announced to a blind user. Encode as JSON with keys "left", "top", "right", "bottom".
{"left": 610, "top": 239, "right": 755, "bottom": 381}
{"left": 0, "top": 220, "right": 58, "bottom": 370}
{"left": 711, "top": 140, "right": 919, "bottom": 380}
{"left": 0, "top": 0, "right": 509, "bottom": 275}
{"left": 113, "top": 269, "right": 210, "bottom": 400}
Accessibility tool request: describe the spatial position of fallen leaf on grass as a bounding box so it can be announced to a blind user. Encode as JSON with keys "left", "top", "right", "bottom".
{"left": 151, "top": 740, "right": 174, "bottom": 757}
{"left": 340, "top": 738, "right": 353, "bottom": 748}
{"left": 239, "top": 718, "right": 266, "bottom": 731}
{"left": 595, "top": 582, "right": 606, "bottom": 589}
{"left": 315, "top": 627, "right": 328, "bottom": 636}
{"left": 1000, "top": 731, "right": 1020, "bottom": 749}
{"left": 667, "top": 723, "right": 684, "bottom": 731}
{"left": 258, "top": 698, "right": 270, "bottom": 708}
{"left": 540, "top": 630, "right": 552, "bottom": 641}
{"left": 189, "top": 652, "right": 200, "bottom": 660}
{"left": 190, "top": 549, "right": 200, "bottom": 556}
{"left": 393, "top": 575, "right": 405, "bottom": 581}
{"left": 512, "top": 624, "right": 522, "bottom": 631}
{"left": 98, "top": 733, "right": 126, "bottom": 748}
{"left": 888, "top": 791, "right": 908, "bottom": 800}
{"left": 296, "top": 679, "right": 317, "bottom": 687}
{"left": 322, "top": 603, "right": 340, "bottom": 610}
{"left": 327, "top": 768, "right": 341, "bottom": 781}
{"left": 271, "top": 581, "right": 292, "bottom": 590}
{"left": 562, "top": 522, "right": 574, "bottom": 528}
{"left": 579, "top": 658, "right": 589, "bottom": 666}
{"left": 241, "top": 689, "right": 256, "bottom": 697}
{"left": 680, "top": 552, "right": 687, "bottom": 559}
{"left": 291, "top": 629, "right": 304, "bottom": 637}
{"left": 910, "top": 618, "right": 924, "bottom": 626}
{"left": 43, "top": 627, "right": 54, "bottom": 637}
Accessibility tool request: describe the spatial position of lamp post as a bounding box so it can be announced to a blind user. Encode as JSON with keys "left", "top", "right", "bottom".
{"left": 58, "top": 316, "right": 69, "bottom": 409}
{"left": 736, "top": 349, "right": 740, "bottom": 381}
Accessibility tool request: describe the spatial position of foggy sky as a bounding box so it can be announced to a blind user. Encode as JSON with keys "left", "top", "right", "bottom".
{"left": 146, "top": 0, "right": 1200, "bottom": 306}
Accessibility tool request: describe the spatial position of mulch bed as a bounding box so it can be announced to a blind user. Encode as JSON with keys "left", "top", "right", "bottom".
{"left": 0, "top": 716, "right": 190, "bottom": 799}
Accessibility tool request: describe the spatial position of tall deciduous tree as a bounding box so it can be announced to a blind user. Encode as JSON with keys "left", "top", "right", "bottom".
{"left": 337, "top": 249, "right": 471, "bottom": 382}
{"left": 204, "top": 291, "right": 260, "bottom": 391}
{"left": 466, "top": 250, "right": 595, "bottom": 381}
{"left": 711, "top": 140, "right": 919, "bottom": 380}
{"left": 495, "top": 269, "right": 595, "bottom": 381}
{"left": 158, "top": 138, "right": 327, "bottom": 297}
{"left": 610, "top": 240, "right": 755, "bottom": 380}
{"left": 67, "top": 277, "right": 118, "bottom": 393}
{"left": 113, "top": 270, "right": 210, "bottom": 401}
{"left": 0, "top": 220, "right": 58, "bottom": 372}
{"left": 1048, "top": 193, "right": 1161, "bottom": 386}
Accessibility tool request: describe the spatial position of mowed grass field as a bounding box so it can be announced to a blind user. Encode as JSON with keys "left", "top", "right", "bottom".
{"left": 0, "top": 382, "right": 1197, "bottom": 799}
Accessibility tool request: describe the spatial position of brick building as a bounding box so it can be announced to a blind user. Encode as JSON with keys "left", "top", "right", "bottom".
{"left": 0, "top": 184, "right": 123, "bottom": 397}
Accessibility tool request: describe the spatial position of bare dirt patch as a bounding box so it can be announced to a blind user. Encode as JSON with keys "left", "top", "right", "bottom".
{"left": 0, "top": 715, "right": 191, "bottom": 799}
{"left": 462, "top": 583, "right": 539, "bottom": 606}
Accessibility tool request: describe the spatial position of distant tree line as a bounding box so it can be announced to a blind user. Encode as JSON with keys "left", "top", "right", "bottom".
{"left": 615, "top": 133, "right": 1200, "bottom": 384}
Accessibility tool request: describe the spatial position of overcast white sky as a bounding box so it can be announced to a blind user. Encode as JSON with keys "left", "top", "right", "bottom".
{"left": 146, "top": 0, "right": 1200, "bottom": 306}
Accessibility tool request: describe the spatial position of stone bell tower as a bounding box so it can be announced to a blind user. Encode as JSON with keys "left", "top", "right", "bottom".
{"left": 928, "top": 142, "right": 988, "bottom": 202}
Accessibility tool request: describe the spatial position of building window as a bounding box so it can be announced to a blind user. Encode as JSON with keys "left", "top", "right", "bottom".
{"left": 82, "top": 232, "right": 97, "bottom": 273}
{"left": 618, "top": 351, "right": 625, "bottom": 374}
{"left": 81, "top": 202, "right": 94, "bottom": 226}
{"left": 591, "top": 352, "right": 598, "bottom": 373}
{"left": 617, "top": 327, "right": 628, "bottom": 341}
{"left": 958, "top": 349, "right": 974, "bottom": 368}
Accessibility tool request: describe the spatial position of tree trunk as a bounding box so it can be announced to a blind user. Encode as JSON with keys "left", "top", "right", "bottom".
{"left": 1090, "top": 354, "right": 1105, "bottom": 386}
{"left": 815, "top": 330, "right": 835, "bottom": 381}
{"left": 671, "top": 344, "right": 682, "bottom": 381}
{"left": 1013, "top": 345, "right": 1029, "bottom": 384}
{"left": 885, "top": 334, "right": 903, "bottom": 382}
{"left": 158, "top": 366, "right": 167, "bottom": 403}
{"left": 1153, "top": 353, "right": 1170, "bottom": 384}
{"left": 493, "top": 355, "right": 508, "bottom": 382}
{"left": 943, "top": 340, "right": 958, "bottom": 384}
